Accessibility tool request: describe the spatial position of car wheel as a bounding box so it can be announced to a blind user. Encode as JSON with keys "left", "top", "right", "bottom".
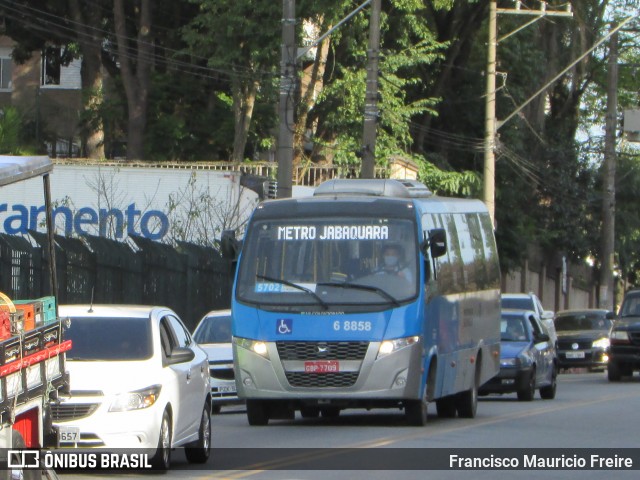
{"left": 517, "top": 369, "right": 536, "bottom": 401}
{"left": 608, "top": 361, "right": 622, "bottom": 381}
{"left": 185, "top": 404, "right": 212, "bottom": 464}
{"left": 246, "top": 400, "right": 269, "bottom": 426}
{"left": 621, "top": 363, "right": 634, "bottom": 377}
{"left": 300, "top": 406, "right": 320, "bottom": 418}
{"left": 151, "top": 410, "right": 172, "bottom": 470}
{"left": 436, "top": 397, "right": 457, "bottom": 418}
{"left": 539, "top": 366, "right": 557, "bottom": 400}
{"left": 211, "top": 404, "right": 222, "bottom": 414}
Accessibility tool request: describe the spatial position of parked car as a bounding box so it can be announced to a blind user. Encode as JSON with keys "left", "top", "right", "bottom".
{"left": 52, "top": 305, "right": 211, "bottom": 470}
{"left": 554, "top": 309, "right": 613, "bottom": 371}
{"left": 501, "top": 293, "right": 557, "bottom": 345}
{"left": 479, "top": 310, "right": 557, "bottom": 401}
{"left": 608, "top": 289, "right": 640, "bottom": 381}
{"left": 193, "top": 309, "right": 243, "bottom": 413}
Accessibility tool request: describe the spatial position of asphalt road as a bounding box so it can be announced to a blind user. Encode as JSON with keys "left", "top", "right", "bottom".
{"left": 56, "top": 370, "right": 640, "bottom": 480}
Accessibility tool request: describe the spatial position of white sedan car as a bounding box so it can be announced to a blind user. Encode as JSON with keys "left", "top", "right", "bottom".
{"left": 193, "top": 309, "right": 243, "bottom": 413}
{"left": 52, "top": 305, "right": 211, "bottom": 470}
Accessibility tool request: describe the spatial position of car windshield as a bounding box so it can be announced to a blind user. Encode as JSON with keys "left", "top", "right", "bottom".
{"left": 235, "top": 216, "right": 419, "bottom": 312}
{"left": 620, "top": 294, "right": 640, "bottom": 317}
{"left": 500, "top": 316, "right": 530, "bottom": 342}
{"left": 501, "top": 297, "right": 534, "bottom": 311}
{"left": 194, "top": 315, "right": 232, "bottom": 344}
{"left": 65, "top": 317, "right": 153, "bottom": 361}
{"left": 555, "top": 314, "right": 612, "bottom": 331}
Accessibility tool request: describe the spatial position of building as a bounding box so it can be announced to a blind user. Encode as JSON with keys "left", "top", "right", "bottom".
{"left": 0, "top": 36, "right": 82, "bottom": 156}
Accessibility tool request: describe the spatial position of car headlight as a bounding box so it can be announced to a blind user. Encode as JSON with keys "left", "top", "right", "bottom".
{"left": 592, "top": 337, "right": 610, "bottom": 349}
{"left": 234, "top": 337, "right": 269, "bottom": 358}
{"left": 610, "top": 330, "right": 630, "bottom": 344}
{"left": 377, "top": 336, "right": 420, "bottom": 359}
{"left": 500, "top": 357, "right": 518, "bottom": 367}
{"left": 109, "top": 385, "right": 161, "bottom": 412}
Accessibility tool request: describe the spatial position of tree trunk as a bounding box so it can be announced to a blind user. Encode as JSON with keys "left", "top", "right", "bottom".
{"left": 68, "top": 0, "right": 105, "bottom": 158}
{"left": 231, "top": 77, "right": 259, "bottom": 162}
{"left": 113, "top": 0, "right": 153, "bottom": 161}
{"left": 294, "top": 20, "right": 331, "bottom": 165}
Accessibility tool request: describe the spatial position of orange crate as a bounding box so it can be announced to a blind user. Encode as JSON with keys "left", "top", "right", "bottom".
{"left": 0, "top": 311, "right": 10, "bottom": 341}
{"left": 14, "top": 300, "right": 44, "bottom": 328}
{"left": 14, "top": 304, "right": 35, "bottom": 331}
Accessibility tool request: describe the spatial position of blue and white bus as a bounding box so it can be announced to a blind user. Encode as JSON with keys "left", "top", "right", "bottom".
{"left": 224, "top": 179, "right": 501, "bottom": 426}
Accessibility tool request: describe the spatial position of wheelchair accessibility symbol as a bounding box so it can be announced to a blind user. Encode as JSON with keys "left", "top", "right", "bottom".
{"left": 277, "top": 319, "right": 293, "bottom": 335}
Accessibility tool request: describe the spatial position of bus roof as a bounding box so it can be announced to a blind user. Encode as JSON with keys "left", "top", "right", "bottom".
{"left": 0, "top": 156, "right": 53, "bottom": 187}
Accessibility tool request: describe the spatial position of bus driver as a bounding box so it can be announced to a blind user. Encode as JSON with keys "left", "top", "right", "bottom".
{"left": 378, "top": 243, "right": 412, "bottom": 284}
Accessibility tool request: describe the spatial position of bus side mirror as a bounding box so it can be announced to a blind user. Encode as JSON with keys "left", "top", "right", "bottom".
{"left": 220, "top": 230, "right": 239, "bottom": 260}
{"left": 427, "top": 228, "right": 447, "bottom": 258}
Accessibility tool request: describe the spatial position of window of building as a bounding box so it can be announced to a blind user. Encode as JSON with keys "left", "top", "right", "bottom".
{"left": 42, "top": 47, "right": 62, "bottom": 85}
{"left": 40, "top": 46, "right": 81, "bottom": 89}
{"left": 0, "top": 56, "right": 12, "bottom": 90}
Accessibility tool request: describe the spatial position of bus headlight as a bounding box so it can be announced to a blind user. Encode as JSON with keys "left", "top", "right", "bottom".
{"left": 377, "top": 336, "right": 420, "bottom": 359}
{"left": 235, "top": 337, "right": 270, "bottom": 358}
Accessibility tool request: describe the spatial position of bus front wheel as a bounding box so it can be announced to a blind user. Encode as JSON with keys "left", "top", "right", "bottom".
{"left": 246, "top": 400, "right": 270, "bottom": 426}
{"left": 405, "top": 398, "right": 427, "bottom": 426}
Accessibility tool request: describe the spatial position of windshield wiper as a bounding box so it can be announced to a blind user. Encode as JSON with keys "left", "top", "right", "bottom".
{"left": 316, "top": 282, "right": 400, "bottom": 307}
{"left": 256, "top": 274, "right": 329, "bottom": 310}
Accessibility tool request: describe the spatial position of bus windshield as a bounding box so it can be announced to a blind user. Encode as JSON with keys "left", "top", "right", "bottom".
{"left": 236, "top": 216, "right": 419, "bottom": 311}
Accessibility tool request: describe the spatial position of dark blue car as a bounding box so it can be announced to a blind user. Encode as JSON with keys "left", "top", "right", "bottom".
{"left": 480, "top": 310, "right": 558, "bottom": 401}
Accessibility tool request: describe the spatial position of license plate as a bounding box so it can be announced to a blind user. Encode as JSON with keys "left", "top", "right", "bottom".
{"left": 566, "top": 351, "right": 585, "bottom": 359}
{"left": 501, "top": 379, "right": 515, "bottom": 385}
{"left": 304, "top": 360, "right": 339, "bottom": 373}
{"left": 58, "top": 426, "right": 80, "bottom": 444}
{"left": 218, "top": 384, "right": 236, "bottom": 393}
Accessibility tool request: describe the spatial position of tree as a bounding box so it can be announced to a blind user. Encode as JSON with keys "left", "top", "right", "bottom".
{"left": 182, "top": 0, "right": 281, "bottom": 162}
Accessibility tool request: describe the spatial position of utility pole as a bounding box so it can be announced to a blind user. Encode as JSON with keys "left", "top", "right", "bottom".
{"left": 484, "top": 0, "right": 497, "bottom": 225}
{"left": 599, "top": 28, "right": 618, "bottom": 310}
{"left": 360, "top": 0, "right": 381, "bottom": 179}
{"left": 484, "top": 0, "right": 573, "bottom": 226}
{"left": 276, "top": 0, "right": 296, "bottom": 199}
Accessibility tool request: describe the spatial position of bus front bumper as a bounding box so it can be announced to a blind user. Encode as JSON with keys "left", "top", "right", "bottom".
{"left": 233, "top": 340, "right": 425, "bottom": 403}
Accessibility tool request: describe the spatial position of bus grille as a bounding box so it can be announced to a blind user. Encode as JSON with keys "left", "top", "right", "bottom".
{"left": 276, "top": 341, "right": 369, "bottom": 361}
{"left": 285, "top": 372, "right": 359, "bottom": 388}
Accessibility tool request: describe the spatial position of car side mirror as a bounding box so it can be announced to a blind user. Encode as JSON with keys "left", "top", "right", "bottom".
{"left": 606, "top": 311, "right": 615, "bottom": 320}
{"left": 167, "top": 346, "right": 195, "bottom": 365}
{"left": 220, "top": 229, "right": 239, "bottom": 260}
{"left": 540, "top": 311, "right": 554, "bottom": 320}
{"left": 535, "top": 333, "right": 550, "bottom": 343}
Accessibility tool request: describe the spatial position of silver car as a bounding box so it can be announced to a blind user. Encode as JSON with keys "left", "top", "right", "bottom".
{"left": 193, "top": 310, "right": 243, "bottom": 413}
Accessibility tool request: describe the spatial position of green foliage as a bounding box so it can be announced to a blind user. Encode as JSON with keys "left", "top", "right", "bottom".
{"left": 0, "top": 107, "right": 22, "bottom": 154}
{"left": 419, "top": 160, "right": 480, "bottom": 197}
{"left": 312, "top": 1, "right": 445, "bottom": 170}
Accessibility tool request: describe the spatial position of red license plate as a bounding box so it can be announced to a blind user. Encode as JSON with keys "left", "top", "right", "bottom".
{"left": 304, "top": 360, "right": 339, "bottom": 373}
